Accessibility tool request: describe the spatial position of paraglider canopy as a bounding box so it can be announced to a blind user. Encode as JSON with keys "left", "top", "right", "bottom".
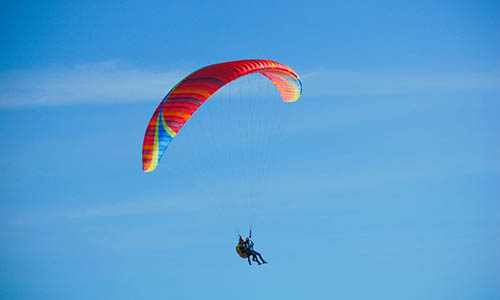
{"left": 142, "top": 59, "right": 302, "bottom": 172}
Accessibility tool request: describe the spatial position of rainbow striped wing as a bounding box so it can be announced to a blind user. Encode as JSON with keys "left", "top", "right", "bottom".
{"left": 142, "top": 59, "right": 302, "bottom": 172}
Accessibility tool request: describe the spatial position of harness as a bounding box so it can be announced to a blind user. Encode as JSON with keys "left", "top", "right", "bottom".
{"left": 236, "top": 243, "right": 249, "bottom": 258}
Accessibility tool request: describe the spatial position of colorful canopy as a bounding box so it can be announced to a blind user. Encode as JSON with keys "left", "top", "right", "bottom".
{"left": 142, "top": 59, "right": 302, "bottom": 172}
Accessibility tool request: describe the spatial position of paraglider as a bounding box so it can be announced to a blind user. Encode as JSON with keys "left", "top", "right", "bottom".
{"left": 142, "top": 59, "right": 302, "bottom": 172}
{"left": 142, "top": 59, "right": 302, "bottom": 266}
{"left": 236, "top": 230, "right": 267, "bottom": 266}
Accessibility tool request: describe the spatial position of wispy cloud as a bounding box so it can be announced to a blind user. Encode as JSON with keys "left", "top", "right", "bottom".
{"left": 1, "top": 151, "right": 496, "bottom": 228}
{"left": 0, "top": 61, "right": 187, "bottom": 108}
{"left": 63, "top": 196, "right": 207, "bottom": 219}
{"left": 1, "top": 61, "right": 499, "bottom": 108}
{"left": 301, "top": 67, "right": 500, "bottom": 97}
{"left": 0, "top": 193, "right": 209, "bottom": 228}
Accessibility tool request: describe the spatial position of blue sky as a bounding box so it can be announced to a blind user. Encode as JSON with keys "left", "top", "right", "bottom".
{"left": 1, "top": 1, "right": 499, "bottom": 299}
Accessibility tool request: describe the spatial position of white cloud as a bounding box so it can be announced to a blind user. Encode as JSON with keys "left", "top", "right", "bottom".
{"left": 0, "top": 61, "right": 187, "bottom": 108}
{"left": 63, "top": 196, "right": 203, "bottom": 219}
{"left": 1, "top": 61, "right": 499, "bottom": 108}
{"left": 302, "top": 67, "right": 500, "bottom": 97}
